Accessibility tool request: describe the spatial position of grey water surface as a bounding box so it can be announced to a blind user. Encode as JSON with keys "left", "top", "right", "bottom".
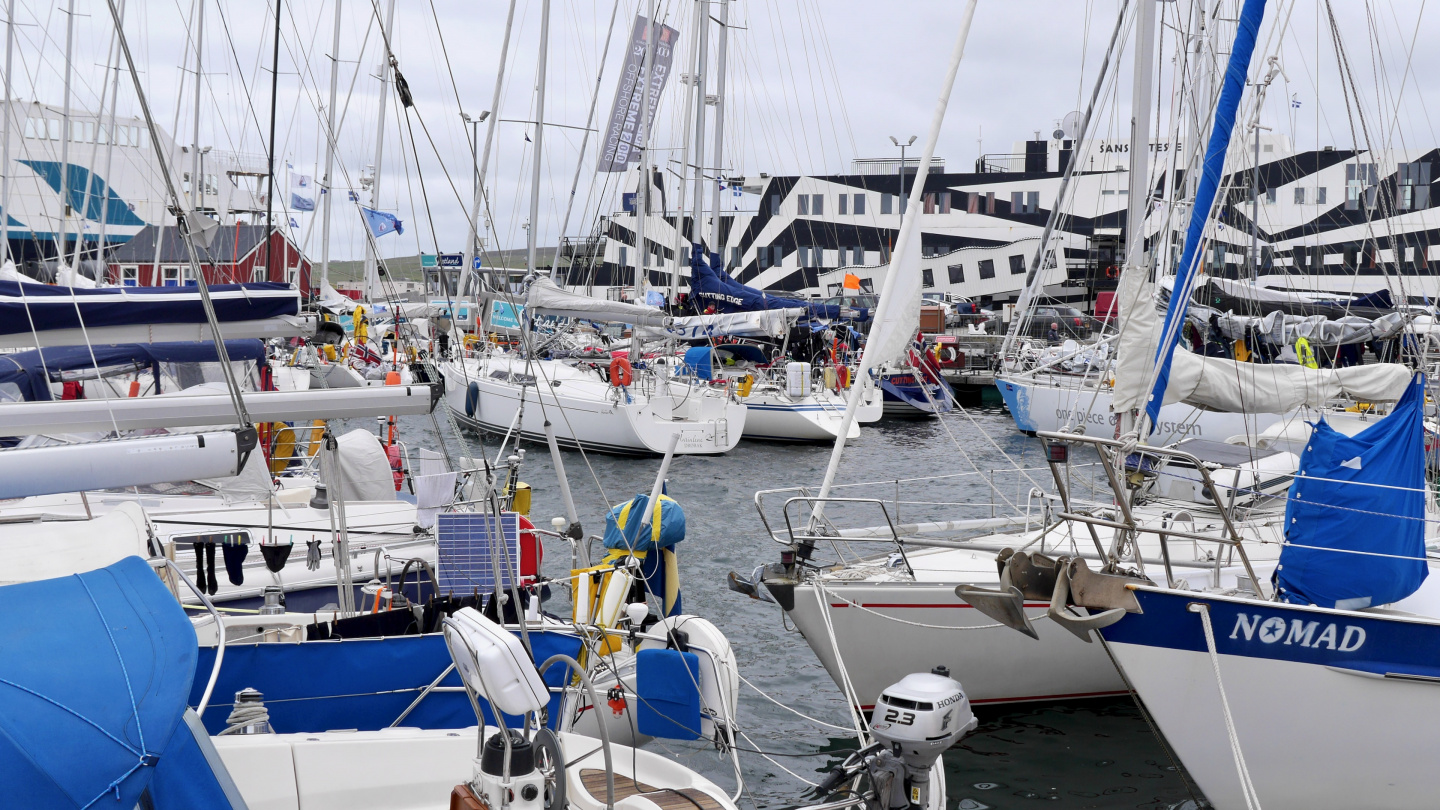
{"left": 392, "top": 404, "right": 1204, "bottom": 810}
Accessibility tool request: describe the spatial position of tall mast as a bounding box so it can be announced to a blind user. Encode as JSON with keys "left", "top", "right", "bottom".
{"left": 463, "top": 0, "right": 517, "bottom": 292}
{"left": 319, "top": 0, "right": 342, "bottom": 292}
{"left": 525, "top": 0, "right": 550, "bottom": 276}
{"left": 264, "top": 0, "right": 280, "bottom": 277}
{"left": 666, "top": 0, "right": 703, "bottom": 301}
{"left": 191, "top": 0, "right": 204, "bottom": 213}
{"left": 363, "top": 0, "right": 398, "bottom": 302}
{"left": 679, "top": 0, "right": 709, "bottom": 301}
{"left": 555, "top": 0, "right": 622, "bottom": 284}
{"left": 95, "top": 0, "right": 127, "bottom": 266}
{"left": 634, "top": 0, "right": 657, "bottom": 307}
{"left": 706, "top": 0, "right": 729, "bottom": 252}
{"left": 57, "top": 0, "right": 75, "bottom": 270}
{"left": 1, "top": 0, "right": 15, "bottom": 265}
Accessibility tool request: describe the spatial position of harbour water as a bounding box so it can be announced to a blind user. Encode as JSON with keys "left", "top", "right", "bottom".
{"left": 396, "top": 405, "right": 1204, "bottom": 809}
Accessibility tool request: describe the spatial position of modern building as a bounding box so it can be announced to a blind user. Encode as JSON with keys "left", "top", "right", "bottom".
{"left": 592, "top": 132, "right": 1440, "bottom": 310}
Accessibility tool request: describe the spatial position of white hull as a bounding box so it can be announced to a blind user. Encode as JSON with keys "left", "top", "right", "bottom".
{"left": 442, "top": 356, "right": 745, "bottom": 456}
{"left": 739, "top": 388, "right": 862, "bottom": 442}
{"left": 996, "top": 373, "right": 1282, "bottom": 443}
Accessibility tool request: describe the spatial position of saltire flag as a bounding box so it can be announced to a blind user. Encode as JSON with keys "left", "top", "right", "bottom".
{"left": 347, "top": 190, "right": 359, "bottom": 202}
{"left": 362, "top": 207, "right": 404, "bottom": 238}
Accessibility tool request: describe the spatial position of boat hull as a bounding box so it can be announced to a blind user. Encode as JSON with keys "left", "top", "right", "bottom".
{"left": 1102, "top": 585, "right": 1440, "bottom": 810}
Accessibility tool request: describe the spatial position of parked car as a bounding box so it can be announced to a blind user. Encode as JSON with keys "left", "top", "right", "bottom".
{"left": 1021, "top": 302, "right": 1097, "bottom": 340}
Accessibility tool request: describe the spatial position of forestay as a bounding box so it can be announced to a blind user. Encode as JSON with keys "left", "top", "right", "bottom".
{"left": 1275, "top": 375, "right": 1428, "bottom": 609}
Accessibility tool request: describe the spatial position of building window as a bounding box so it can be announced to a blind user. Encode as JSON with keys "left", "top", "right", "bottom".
{"left": 1346, "top": 163, "right": 1378, "bottom": 211}
{"left": 161, "top": 266, "right": 181, "bottom": 286}
{"left": 853, "top": 193, "right": 865, "bottom": 215}
{"left": 120, "top": 266, "right": 138, "bottom": 286}
{"left": 924, "top": 193, "right": 936, "bottom": 214}
{"left": 769, "top": 195, "right": 780, "bottom": 216}
{"left": 1316, "top": 187, "right": 1327, "bottom": 205}
{"left": 838, "top": 194, "right": 848, "bottom": 215}
{"left": 617, "top": 246, "right": 628, "bottom": 268}
{"left": 947, "top": 264, "right": 964, "bottom": 284}
{"left": 881, "top": 194, "right": 894, "bottom": 215}
{"left": 182, "top": 266, "right": 197, "bottom": 286}
{"left": 1026, "top": 191, "right": 1038, "bottom": 214}
{"left": 938, "top": 191, "right": 951, "bottom": 214}
{"left": 811, "top": 194, "right": 823, "bottom": 216}
{"left": 1294, "top": 187, "right": 1306, "bottom": 205}
{"left": 252, "top": 266, "right": 268, "bottom": 283}
{"left": 728, "top": 247, "right": 741, "bottom": 269}
{"left": 287, "top": 266, "right": 300, "bottom": 286}
{"left": 797, "top": 195, "right": 809, "bottom": 216}
{"left": 900, "top": 195, "right": 908, "bottom": 214}
{"left": 985, "top": 192, "right": 995, "bottom": 214}
{"left": 853, "top": 247, "right": 866, "bottom": 265}
{"left": 1399, "top": 161, "right": 1432, "bottom": 210}
{"left": 1009, "top": 254, "right": 1026, "bottom": 275}
{"left": 1011, "top": 191, "right": 1023, "bottom": 212}
{"left": 921, "top": 268, "right": 934, "bottom": 288}
{"left": 1264, "top": 187, "right": 1276, "bottom": 204}
{"left": 978, "top": 259, "right": 995, "bottom": 280}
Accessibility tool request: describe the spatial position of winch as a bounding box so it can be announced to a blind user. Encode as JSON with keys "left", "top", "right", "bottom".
{"left": 812, "top": 666, "right": 976, "bottom": 810}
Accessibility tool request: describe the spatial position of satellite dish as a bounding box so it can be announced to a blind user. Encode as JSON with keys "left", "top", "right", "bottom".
{"left": 1060, "top": 111, "right": 1080, "bottom": 140}
{"left": 1052, "top": 129, "right": 1065, "bottom": 140}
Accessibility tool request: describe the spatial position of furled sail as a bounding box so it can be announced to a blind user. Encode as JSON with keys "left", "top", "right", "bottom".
{"left": 638, "top": 308, "right": 802, "bottom": 340}
{"left": 1274, "top": 375, "right": 1428, "bottom": 609}
{"left": 1160, "top": 347, "right": 1412, "bottom": 413}
{"left": 525, "top": 276, "right": 672, "bottom": 327}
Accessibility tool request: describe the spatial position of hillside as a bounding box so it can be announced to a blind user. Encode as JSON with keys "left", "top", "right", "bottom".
{"left": 326, "top": 247, "right": 559, "bottom": 283}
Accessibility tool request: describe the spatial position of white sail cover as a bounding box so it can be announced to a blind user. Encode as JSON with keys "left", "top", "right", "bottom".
{"left": 526, "top": 278, "right": 671, "bottom": 327}
{"left": 0, "top": 502, "right": 151, "bottom": 585}
{"left": 638, "top": 308, "right": 801, "bottom": 340}
{"left": 1205, "top": 309, "right": 1405, "bottom": 346}
{"left": 330, "top": 428, "right": 398, "bottom": 502}
{"left": 316, "top": 280, "right": 359, "bottom": 314}
{"left": 1162, "top": 347, "right": 1412, "bottom": 412}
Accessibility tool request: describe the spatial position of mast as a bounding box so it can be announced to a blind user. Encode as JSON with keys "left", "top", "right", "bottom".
{"left": 363, "top": 0, "right": 398, "bottom": 302}
{"left": 681, "top": 0, "right": 709, "bottom": 301}
{"left": 1112, "top": 0, "right": 1158, "bottom": 437}
{"left": 57, "top": 0, "right": 75, "bottom": 271}
{"left": 555, "top": 0, "right": 622, "bottom": 283}
{"left": 667, "top": 0, "right": 704, "bottom": 301}
{"left": 525, "top": 0, "right": 550, "bottom": 276}
{"left": 463, "top": 0, "right": 517, "bottom": 292}
{"left": 191, "top": 0, "right": 204, "bottom": 213}
{"left": 0, "top": 0, "right": 14, "bottom": 265}
{"left": 94, "top": 0, "right": 126, "bottom": 268}
{"left": 319, "top": 0, "right": 342, "bottom": 292}
{"left": 264, "top": 0, "right": 280, "bottom": 278}
{"left": 707, "top": 0, "right": 728, "bottom": 252}
{"left": 634, "top": 0, "right": 657, "bottom": 310}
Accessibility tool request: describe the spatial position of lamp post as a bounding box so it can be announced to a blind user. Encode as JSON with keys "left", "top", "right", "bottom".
{"left": 460, "top": 110, "right": 490, "bottom": 294}
{"left": 890, "top": 134, "right": 917, "bottom": 206}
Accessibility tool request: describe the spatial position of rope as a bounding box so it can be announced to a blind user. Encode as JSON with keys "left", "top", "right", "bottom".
{"left": 813, "top": 584, "right": 870, "bottom": 745}
{"left": 736, "top": 671, "right": 850, "bottom": 732}
{"left": 819, "top": 585, "right": 1042, "bottom": 631}
{"left": 218, "top": 701, "right": 270, "bottom": 736}
{"left": 1193, "top": 603, "right": 1263, "bottom": 810}
{"left": 737, "top": 729, "right": 818, "bottom": 787}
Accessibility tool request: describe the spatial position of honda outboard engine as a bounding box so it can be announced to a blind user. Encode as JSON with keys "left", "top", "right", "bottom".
{"left": 812, "top": 667, "right": 976, "bottom": 810}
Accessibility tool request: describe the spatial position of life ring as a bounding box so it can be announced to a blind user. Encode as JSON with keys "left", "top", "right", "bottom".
{"left": 1105, "top": 265, "right": 1119, "bottom": 279}
{"left": 609, "top": 356, "right": 634, "bottom": 387}
{"left": 938, "top": 345, "right": 959, "bottom": 364}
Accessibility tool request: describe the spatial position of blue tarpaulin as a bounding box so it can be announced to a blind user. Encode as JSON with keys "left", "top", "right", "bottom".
{"left": 688, "top": 247, "right": 854, "bottom": 320}
{"left": 0, "top": 340, "right": 266, "bottom": 401}
{"left": 0, "top": 281, "right": 299, "bottom": 336}
{"left": 1275, "top": 375, "right": 1428, "bottom": 609}
{"left": 0, "top": 557, "right": 199, "bottom": 808}
{"left": 603, "top": 494, "right": 686, "bottom": 552}
{"left": 636, "top": 648, "right": 702, "bottom": 740}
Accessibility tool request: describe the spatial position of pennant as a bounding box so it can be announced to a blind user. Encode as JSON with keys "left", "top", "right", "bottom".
{"left": 361, "top": 207, "right": 404, "bottom": 238}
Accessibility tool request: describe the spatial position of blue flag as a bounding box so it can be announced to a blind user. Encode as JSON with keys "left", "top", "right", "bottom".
{"left": 347, "top": 190, "right": 359, "bottom": 202}
{"left": 361, "top": 207, "right": 404, "bottom": 238}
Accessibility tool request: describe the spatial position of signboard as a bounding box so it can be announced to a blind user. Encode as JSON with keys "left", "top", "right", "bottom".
{"left": 420, "top": 254, "right": 438, "bottom": 268}
{"left": 439, "top": 253, "right": 464, "bottom": 269}
{"left": 597, "top": 15, "right": 679, "bottom": 173}
{"left": 489, "top": 299, "right": 525, "bottom": 331}
{"left": 474, "top": 256, "right": 483, "bottom": 270}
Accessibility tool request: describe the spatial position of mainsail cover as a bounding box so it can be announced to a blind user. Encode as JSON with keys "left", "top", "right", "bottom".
{"left": 1274, "top": 375, "right": 1427, "bottom": 609}
{"left": 687, "top": 249, "right": 847, "bottom": 319}
{"left": 638, "top": 308, "right": 801, "bottom": 340}
{"left": 526, "top": 277, "right": 671, "bottom": 327}
{"left": 0, "top": 281, "right": 299, "bottom": 336}
{"left": 1161, "top": 347, "right": 1412, "bottom": 412}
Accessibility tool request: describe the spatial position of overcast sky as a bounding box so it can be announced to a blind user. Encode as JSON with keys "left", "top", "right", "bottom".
{"left": 8, "top": 0, "right": 1438, "bottom": 270}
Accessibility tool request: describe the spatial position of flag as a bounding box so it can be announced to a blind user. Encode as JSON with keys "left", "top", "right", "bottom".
{"left": 347, "top": 190, "right": 359, "bottom": 202}
{"left": 842, "top": 273, "right": 861, "bottom": 291}
{"left": 289, "top": 217, "right": 299, "bottom": 229}
{"left": 525, "top": 132, "right": 532, "bottom": 143}
{"left": 1291, "top": 95, "right": 1301, "bottom": 109}
{"left": 362, "top": 207, "right": 404, "bottom": 238}
{"left": 289, "top": 167, "right": 315, "bottom": 212}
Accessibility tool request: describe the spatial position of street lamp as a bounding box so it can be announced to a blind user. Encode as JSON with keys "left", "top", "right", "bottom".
{"left": 890, "top": 135, "right": 918, "bottom": 208}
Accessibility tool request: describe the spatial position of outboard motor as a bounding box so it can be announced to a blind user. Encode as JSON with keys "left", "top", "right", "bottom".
{"left": 813, "top": 667, "right": 976, "bottom": 810}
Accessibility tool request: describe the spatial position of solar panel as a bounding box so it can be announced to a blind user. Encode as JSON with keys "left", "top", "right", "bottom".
{"left": 437, "top": 512, "right": 522, "bottom": 596}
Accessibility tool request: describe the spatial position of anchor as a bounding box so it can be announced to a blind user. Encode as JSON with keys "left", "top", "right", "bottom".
{"left": 954, "top": 550, "right": 1062, "bottom": 640}
{"left": 1047, "top": 558, "right": 1146, "bottom": 643}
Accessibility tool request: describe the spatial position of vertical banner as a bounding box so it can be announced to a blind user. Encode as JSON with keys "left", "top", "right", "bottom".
{"left": 598, "top": 15, "right": 679, "bottom": 173}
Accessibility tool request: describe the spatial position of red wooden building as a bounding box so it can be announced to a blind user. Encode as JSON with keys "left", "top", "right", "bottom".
{"left": 106, "top": 224, "right": 312, "bottom": 291}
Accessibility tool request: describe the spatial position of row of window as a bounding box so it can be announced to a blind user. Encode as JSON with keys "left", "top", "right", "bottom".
{"left": 780, "top": 189, "right": 1039, "bottom": 217}
{"left": 114, "top": 265, "right": 295, "bottom": 286}
{"left": 24, "top": 117, "right": 151, "bottom": 148}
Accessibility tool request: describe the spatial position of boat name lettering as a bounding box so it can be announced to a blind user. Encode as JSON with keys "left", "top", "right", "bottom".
{"left": 1229, "top": 613, "right": 1366, "bottom": 651}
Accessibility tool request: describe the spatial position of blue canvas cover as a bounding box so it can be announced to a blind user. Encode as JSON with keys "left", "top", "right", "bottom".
{"left": 1275, "top": 375, "right": 1428, "bottom": 609}
{"left": 682, "top": 346, "right": 714, "bottom": 380}
{"left": 687, "top": 247, "right": 853, "bottom": 320}
{"left": 602, "top": 493, "right": 686, "bottom": 552}
{"left": 0, "top": 281, "right": 298, "bottom": 336}
{"left": 635, "top": 648, "right": 702, "bottom": 740}
{"left": 0, "top": 556, "right": 199, "bottom": 808}
{"left": 0, "top": 340, "right": 266, "bottom": 401}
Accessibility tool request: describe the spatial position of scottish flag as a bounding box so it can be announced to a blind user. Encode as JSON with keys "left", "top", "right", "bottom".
{"left": 361, "top": 207, "right": 404, "bottom": 238}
